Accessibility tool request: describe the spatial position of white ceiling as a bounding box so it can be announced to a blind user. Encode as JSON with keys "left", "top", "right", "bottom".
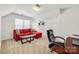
{"left": 0, "top": 4, "right": 78, "bottom": 19}
{"left": 15, "top": 4, "right": 78, "bottom": 16}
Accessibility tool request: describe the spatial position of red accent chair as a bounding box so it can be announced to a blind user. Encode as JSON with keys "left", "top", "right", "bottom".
{"left": 13, "top": 29, "right": 42, "bottom": 41}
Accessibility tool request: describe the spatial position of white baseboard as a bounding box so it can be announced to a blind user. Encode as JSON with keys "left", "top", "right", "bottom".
{"left": 2, "top": 38, "right": 12, "bottom": 40}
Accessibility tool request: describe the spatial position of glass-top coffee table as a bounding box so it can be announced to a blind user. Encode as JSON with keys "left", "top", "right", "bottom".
{"left": 20, "top": 34, "right": 35, "bottom": 44}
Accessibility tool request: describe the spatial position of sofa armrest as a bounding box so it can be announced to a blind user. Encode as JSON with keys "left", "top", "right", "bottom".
{"left": 13, "top": 31, "right": 21, "bottom": 41}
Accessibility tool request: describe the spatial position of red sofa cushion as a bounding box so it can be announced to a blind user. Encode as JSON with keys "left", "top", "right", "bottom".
{"left": 19, "top": 29, "right": 31, "bottom": 33}
{"left": 18, "top": 32, "right": 32, "bottom": 36}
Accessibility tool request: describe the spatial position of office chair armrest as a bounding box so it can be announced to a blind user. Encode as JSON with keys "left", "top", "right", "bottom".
{"left": 73, "top": 34, "right": 79, "bottom": 37}
{"left": 55, "top": 36, "right": 65, "bottom": 41}
{"left": 54, "top": 42, "right": 64, "bottom": 47}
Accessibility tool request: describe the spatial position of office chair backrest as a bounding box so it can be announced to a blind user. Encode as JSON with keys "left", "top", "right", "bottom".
{"left": 47, "top": 29, "right": 55, "bottom": 43}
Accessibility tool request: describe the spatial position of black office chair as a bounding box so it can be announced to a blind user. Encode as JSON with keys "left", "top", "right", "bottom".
{"left": 47, "top": 29, "right": 65, "bottom": 51}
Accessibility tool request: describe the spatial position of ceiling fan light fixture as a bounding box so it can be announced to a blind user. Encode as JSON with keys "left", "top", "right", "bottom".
{"left": 32, "top": 4, "right": 40, "bottom": 11}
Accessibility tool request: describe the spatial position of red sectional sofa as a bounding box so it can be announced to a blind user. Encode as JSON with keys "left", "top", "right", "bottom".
{"left": 13, "top": 29, "right": 42, "bottom": 41}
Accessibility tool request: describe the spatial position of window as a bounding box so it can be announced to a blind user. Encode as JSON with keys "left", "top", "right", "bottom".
{"left": 23, "top": 20, "right": 30, "bottom": 29}
{"left": 15, "top": 19, "right": 30, "bottom": 29}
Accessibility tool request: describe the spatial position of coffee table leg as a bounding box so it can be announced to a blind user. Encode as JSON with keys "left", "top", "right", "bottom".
{"left": 21, "top": 39, "right": 27, "bottom": 44}
{"left": 21, "top": 39, "right": 24, "bottom": 44}
{"left": 29, "top": 37, "right": 31, "bottom": 43}
{"left": 31, "top": 37, "right": 34, "bottom": 41}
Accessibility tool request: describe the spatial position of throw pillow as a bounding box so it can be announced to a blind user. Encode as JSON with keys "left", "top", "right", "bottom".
{"left": 16, "top": 29, "right": 20, "bottom": 34}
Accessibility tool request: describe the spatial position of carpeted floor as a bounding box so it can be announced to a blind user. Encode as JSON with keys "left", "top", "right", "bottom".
{"left": 0, "top": 37, "right": 54, "bottom": 54}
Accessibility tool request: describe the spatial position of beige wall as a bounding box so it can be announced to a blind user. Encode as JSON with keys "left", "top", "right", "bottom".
{"left": 53, "top": 6, "right": 79, "bottom": 38}
{"left": 32, "top": 9, "right": 60, "bottom": 37}
{"left": 32, "top": 6, "right": 79, "bottom": 39}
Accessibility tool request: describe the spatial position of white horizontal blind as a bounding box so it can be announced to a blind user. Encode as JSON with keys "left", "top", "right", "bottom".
{"left": 15, "top": 19, "right": 30, "bottom": 29}
{"left": 23, "top": 20, "right": 30, "bottom": 29}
